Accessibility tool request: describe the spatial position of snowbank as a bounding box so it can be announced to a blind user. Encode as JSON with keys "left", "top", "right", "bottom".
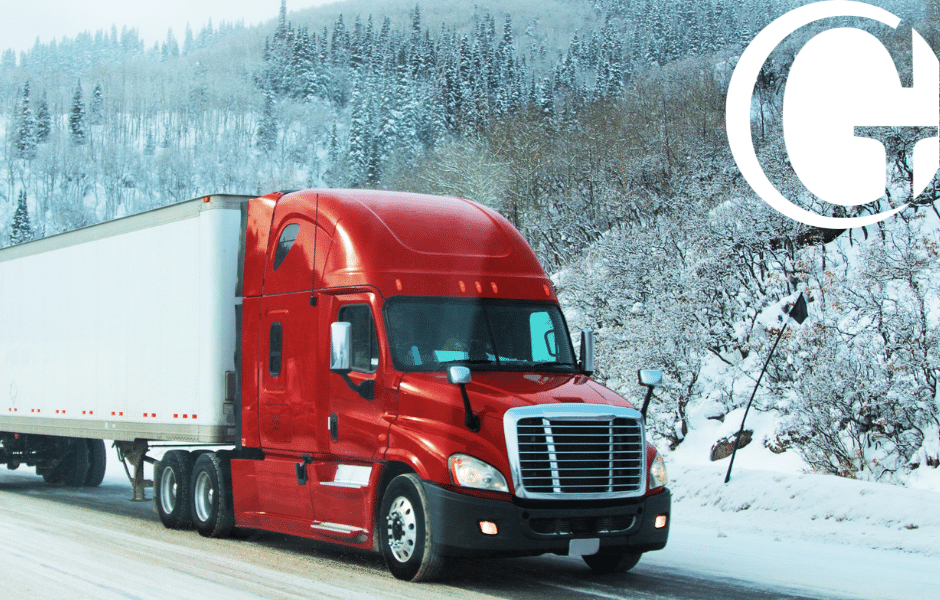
{"left": 671, "top": 461, "right": 940, "bottom": 557}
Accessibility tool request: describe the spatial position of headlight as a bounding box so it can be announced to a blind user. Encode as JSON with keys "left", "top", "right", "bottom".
{"left": 448, "top": 454, "right": 508, "bottom": 492}
{"left": 650, "top": 452, "right": 667, "bottom": 489}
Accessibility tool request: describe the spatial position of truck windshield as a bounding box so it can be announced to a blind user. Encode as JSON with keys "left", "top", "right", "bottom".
{"left": 385, "top": 297, "right": 578, "bottom": 373}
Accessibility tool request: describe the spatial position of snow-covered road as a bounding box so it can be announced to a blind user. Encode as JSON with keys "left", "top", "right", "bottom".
{"left": 1, "top": 454, "right": 937, "bottom": 599}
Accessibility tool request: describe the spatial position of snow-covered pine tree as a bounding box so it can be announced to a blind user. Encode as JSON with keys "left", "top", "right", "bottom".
{"left": 331, "top": 14, "right": 349, "bottom": 67}
{"left": 349, "top": 15, "right": 366, "bottom": 71}
{"left": 326, "top": 122, "right": 341, "bottom": 184}
{"left": 144, "top": 129, "right": 156, "bottom": 156}
{"left": 89, "top": 83, "right": 104, "bottom": 125}
{"left": 292, "top": 27, "right": 318, "bottom": 101}
{"left": 603, "top": 35, "right": 624, "bottom": 97}
{"left": 685, "top": 3, "right": 703, "bottom": 57}
{"left": 714, "top": 0, "right": 728, "bottom": 50}
{"left": 10, "top": 191, "right": 33, "bottom": 245}
{"left": 494, "top": 15, "right": 518, "bottom": 117}
{"left": 183, "top": 25, "right": 195, "bottom": 55}
{"left": 35, "top": 92, "right": 51, "bottom": 143}
{"left": 0, "top": 48, "right": 15, "bottom": 70}
{"left": 69, "top": 82, "right": 86, "bottom": 145}
{"left": 256, "top": 96, "right": 278, "bottom": 153}
{"left": 14, "top": 81, "right": 37, "bottom": 160}
{"left": 347, "top": 81, "right": 367, "bottom": 186}
{"left": 408, "top": 5, "right": 425, "bottom": 77}
{"left": 161, "top": 29, "right": 180, "bottom": 61}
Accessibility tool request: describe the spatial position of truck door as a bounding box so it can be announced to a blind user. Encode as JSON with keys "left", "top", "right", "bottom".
{"left": 324, "top": 292, "right": 392, "bottom": 461}
{"left": 307, "top": 292, "right": 390, "bottom": 538}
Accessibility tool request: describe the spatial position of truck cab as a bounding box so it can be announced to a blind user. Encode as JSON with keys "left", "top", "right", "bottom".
{"left": 226, "top": 190, "right": 669, "bottom": 580}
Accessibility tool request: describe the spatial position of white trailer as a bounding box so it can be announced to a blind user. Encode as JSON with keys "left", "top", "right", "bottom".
{"left": 0, "top": 195, "right": 251, "bottom": 492}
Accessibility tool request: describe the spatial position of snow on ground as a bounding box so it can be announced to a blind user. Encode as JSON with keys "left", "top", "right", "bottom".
{"left": 656, "top": 411, "right": 940, "bottom": 600}
{"left": 663, "top": 401, "right": 940, "bottom": 560}
{"left": 671, "top": 461, "right": 940, "bottom": 556}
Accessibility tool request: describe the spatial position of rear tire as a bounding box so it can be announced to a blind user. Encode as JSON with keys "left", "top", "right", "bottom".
{"left": 583, "top": 551, "right": 642, "bottom": 574}
{"left": 379, "top": 474, "right": 447, "bottom": 582}
{"left": 190, "top": 452, "right": 235, "bottom": 538}
{"left": 154, "top": 450, "right": 195, "bottom": 529}
{"left": 83, "top": 439, "right": 107, "bottom": 487}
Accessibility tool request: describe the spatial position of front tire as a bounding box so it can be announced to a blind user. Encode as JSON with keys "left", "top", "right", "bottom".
{"left": 190, "top": 452, "right": 235, "bottom": 538}
{"left": 154, "top": 450, "right": 195, "bottom": 529}
{"left": 583, "top": 551, "right": 642, "bottom": 574}
{"left": 379, "top": 474, "right": 447, "bottom": 582}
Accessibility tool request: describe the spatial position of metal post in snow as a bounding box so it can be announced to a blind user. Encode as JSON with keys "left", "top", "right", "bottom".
{"left": 724, "top": 293, "right": 808, "bottom": 484}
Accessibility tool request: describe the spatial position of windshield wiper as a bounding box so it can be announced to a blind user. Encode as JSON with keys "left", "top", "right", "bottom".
{"left": 438, "top": 359, "right": 497, "bottom": 366}
{"left": 529, "top": 361, "right": 577, "bottom": 370}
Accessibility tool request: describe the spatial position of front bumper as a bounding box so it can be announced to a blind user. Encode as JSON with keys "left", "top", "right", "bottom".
{"left": 422, "top": 482, "right": 670, "bottom": 558}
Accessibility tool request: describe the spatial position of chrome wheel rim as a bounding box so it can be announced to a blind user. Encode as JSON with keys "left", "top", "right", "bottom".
{"left": 194, "top": 471, "right": 214, "bottom": 522}
{"left": 159, "top": 467, "right": 177, "bottom": 513}
{"left": 386, "top": 496, "right": 417, "bottom": 563}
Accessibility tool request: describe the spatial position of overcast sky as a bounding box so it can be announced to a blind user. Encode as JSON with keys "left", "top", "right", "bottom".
{"left": 0, "top": 0, "right": 335, "bottom": 54}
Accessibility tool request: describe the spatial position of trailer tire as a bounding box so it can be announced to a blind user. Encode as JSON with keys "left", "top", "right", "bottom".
{"left": 41, "top": 467, "right": 63, "bottom": 484}
{"left": 83, "top": 439, "right": 107, "bottom": 487}
{"left": 58, "top": 438, "right": 90, "bottom": 487}
{"left": 379, "top": 474, "right": 447, "bottom": 582}
{"left": 583, "top": 551, "right": 642, "bottom": 574}
{"left": 191, "top": 452, "right": 235, "bottom": 538}
{"left": 155, "top": 450, "right": 195, "bottom": 529}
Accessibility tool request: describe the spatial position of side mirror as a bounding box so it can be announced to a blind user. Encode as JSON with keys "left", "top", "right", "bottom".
{"left": 638, "top": 369, "right": 662, "bottom": 388}
{"left": 447, "top": 366, "right": 472, "bottom": 385}
{"left": 638, "top": 368, "right": 662, "bottom": 420}
{"left": 579, "top": 330, "right": 595, "bottom": 376}
{"left": 330, "top": 321, "right": 374, "bottom": 400}
{"left": 330, "top": 322, "right": 352, "bottom": 373}
{"left": 447, "top": 366, "right": 479, "bottom": 432}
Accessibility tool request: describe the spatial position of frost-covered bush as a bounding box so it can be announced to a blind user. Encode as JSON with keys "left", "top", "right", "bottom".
{"left": 780, "top": 213, "right": 940, "bottom": 481}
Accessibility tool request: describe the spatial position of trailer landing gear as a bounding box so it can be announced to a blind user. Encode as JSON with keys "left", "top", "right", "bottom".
{"left": 115, "top": 439, "right": 154, "bottom": 501}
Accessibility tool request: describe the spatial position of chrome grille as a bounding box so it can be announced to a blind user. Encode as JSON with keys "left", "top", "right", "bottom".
{"left": 505, "top": 405, "right": 646, "bottom": 499}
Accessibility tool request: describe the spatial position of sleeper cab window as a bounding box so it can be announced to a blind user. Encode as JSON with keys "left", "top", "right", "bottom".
{"left": 273, "top": 223, "right": 300, "bottom": 271}
{"left": 338, "top": 305, "right": 379, "bottom": 373}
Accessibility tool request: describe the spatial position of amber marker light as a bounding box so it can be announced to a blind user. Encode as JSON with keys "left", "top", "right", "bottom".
{"left": 479, "top": 521, "right": 498, "bottom": 536}
{"left": 459, "top": 281, "right": 466, "bottom": 293}
{"left": 395, "top": 278, "right": 403, "bottom": 291}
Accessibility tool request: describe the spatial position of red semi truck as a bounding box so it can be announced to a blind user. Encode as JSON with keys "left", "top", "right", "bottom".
{"left": 0, "top": 190, "right": 669, "bottom": 581}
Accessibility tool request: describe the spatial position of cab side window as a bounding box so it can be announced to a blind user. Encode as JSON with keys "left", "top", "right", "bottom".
{"left": 273, "top": 223, "right": 300, "bottom": 271}
{"left": 338, "top": 305, "right": 378, "bottom": 373}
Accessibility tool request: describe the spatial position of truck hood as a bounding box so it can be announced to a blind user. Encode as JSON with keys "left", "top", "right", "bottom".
{"left": 396, "top": 371, "right": 636, "bottom": 427}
